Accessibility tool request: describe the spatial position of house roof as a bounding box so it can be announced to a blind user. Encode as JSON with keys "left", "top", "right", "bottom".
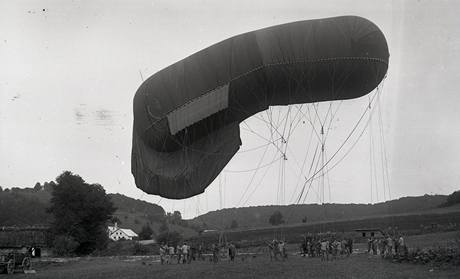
{"left": 119, "top": 228, "right": 138, "bottom": 237}
{"left": 108, "top": 226, "right": 138, "bottom": 237}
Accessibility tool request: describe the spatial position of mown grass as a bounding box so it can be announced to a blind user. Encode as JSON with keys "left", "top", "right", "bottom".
{"left": 13, "top": 252, "right": 459, "bottom": 279}
{"left": 10, "top": 231, "right": 460, "bottom": 279}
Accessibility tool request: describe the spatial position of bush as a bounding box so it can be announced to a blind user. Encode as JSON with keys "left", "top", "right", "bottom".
{"left": 53, "top": 235, "right": 79, "bottom": 256}
{"left": 138, "top": 224, "right": 154, "bottom": 240}
{"left": 269, "top": 211, "right": 285, "bottom": 226}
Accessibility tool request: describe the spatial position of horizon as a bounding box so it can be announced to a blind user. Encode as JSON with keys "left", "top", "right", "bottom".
{"left": 2, "top": 0, "right": 460, "bottom": 219}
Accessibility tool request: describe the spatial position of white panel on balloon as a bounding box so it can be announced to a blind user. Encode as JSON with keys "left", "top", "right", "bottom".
{"left": 167, "top": 84, "right": 229, "bottom": 135}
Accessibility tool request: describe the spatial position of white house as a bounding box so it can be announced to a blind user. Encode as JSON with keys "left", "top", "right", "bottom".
{"left": 108, "top": 223, "right": 138, "bottom": 241}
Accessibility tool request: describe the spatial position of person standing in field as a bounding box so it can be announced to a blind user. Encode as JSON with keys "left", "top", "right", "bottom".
{"left": 278, "top": 241, "right": 287, "bottom": 261}
{"left": 212, "top": 243, "right": 219, "bottom": 263}
{"left": 197, "top": 243, "right": 203, "bottom": 261}
{"left": 181, "top": 242, "right": 190, "bottom": 264}
{"left": 386, "top": 235, "right": 393, "bottom": 257}
{"left": 159, "top": 244, "right": 166, "bottom": 265}
{"left": 347, "top": 238, "right": 353, "bottom": 255}
{"left": 267, "top": 240, "right": 277, "bottom": 261}
{"left": 320, "top": 239, "right": 329, "bottom": 261}
{"left": 176, "top": 244, "right": 182, "bottom": 264}
{"left": 228, "top": 242, "right": 237, "bottom": 262}
{"left": 398, "top": 235, "right": 406, "bottom": 256}
{"left": 168, "top": 244, "right": 174, "bottom": 264}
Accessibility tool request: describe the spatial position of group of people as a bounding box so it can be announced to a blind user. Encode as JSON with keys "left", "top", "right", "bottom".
{"left": 159, "top": 242, "right": 198, "bottom": 264}
{"left": 210, "top": 242, "right": 238, "bottom": 263}
{"left": 267, "top": 239, "right": 288, "bottom": 261}
{"left": 159, "top": 242, "right": 238, "bottom": 264}
{"left": 300, "top": 235, "right": 353, "bottom": 261}
{"left": 367, "top": 234, "right": 407, "bottom": 258}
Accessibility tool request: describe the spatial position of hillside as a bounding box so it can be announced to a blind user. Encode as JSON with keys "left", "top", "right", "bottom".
{"left": 193, "top": 195, "right": 448, "bottom": 229}
{"left": 0, "top": 185, "right": 196, "bottom": 236}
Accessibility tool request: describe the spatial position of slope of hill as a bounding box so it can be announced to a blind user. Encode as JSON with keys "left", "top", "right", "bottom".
{"left": 0, "top": 186, "right": 195, "bottom": 236}
{"left": 0, "top": 188, "right": 51, "bottom": 226}
{"left": 193, "top": 195, "right": 448, "bottom": 229}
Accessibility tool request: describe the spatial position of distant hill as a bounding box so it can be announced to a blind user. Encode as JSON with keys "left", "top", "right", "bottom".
{"left": 1, "top": 184, "right": 452, "bottom": 237}
{"left": 192, "top": 195, "right": 448, "bottom": 229}
{"left": 0, "top": 187, "right": 52, "bottom": 226}
{"left": 0, "top": 185, "right": 197, "bottom": 236}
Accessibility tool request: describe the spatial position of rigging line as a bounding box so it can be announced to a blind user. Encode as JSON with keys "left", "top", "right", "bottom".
{"left": 312, "top": 102, "right": 323, "bottom": 127}
{"left": 378, "top": 78, "right": 392, "bottom": 200}
{"left": 241, "top": 123, "right": 286, "bottom": 157}
{"left": 295, "top": 88, "right": 381, "bottom": 205}
{"left": 283, "top": 100, "right": 338, "bottom": 192}
{"left": 320, "top": 87, "right": 383, "bottom": 177}
{"left": 224, "top": 155, "right": 283, "bottom": 173}
{"left": 276, "top": 105, "right": 293, "bottom": 205}
{"left": 300, "top": 144, "right": 323, "bottom": 205}
{"left": 195, "top": 196, "right": 200, "bottom": 217}
{"left": 297, "top": 105, "right": 322, "bottom": 143}
{"left": 324, "top": 100, "right": 344, "bottom": 141}
{"left": 139, "top": 70, "right": 145, "bottom": 82}
{"left": 321, "top": 125, "right": 326, "bottom": 205}
{"left": 324, "top": 151, "right": 332, "bottom": 202}
{"left": 219, "top": 174, "right": 222, "bottom": 209}
{"left": 236, "top": 143, "right": 271, "bottom": 206}
{"left": 237, "top": 138, "right": 283, "bottom": 153}
{"left": 369, "top": 102, "right": 374, "bottom": 204}
{"left": 283, "top": 104, "right": 305, "bottom": 145}
{"left": 229, "top": 97, "right": 289, "bottom": 141}
{"left": 377, "top": 93, "right": 391, "bottom": 200}
{"left": 295, "top": 142, "right": 320, "bottom": 204}
{"left": 288, "top": 126, "right": 315, "bottom": 203}
{"left": 371, "top": 112, "right": 379, "bottom": 203}
{"left": 321, "top": 105, "right": 372, "bottom": 177}
{"left": 377, "top": 99, "right": 387, "bottom": 201}
{"left": 241, "top": 155, "right": 275, "bottom": 206}
{"left": 240, "top": 109, "right": 289, "bottom": 142}
{"left": 272, "top": 106, "right": 315, "bottom": 196}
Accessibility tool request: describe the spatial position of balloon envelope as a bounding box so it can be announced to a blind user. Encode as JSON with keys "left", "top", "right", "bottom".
{"left": 132, "top": 16, "right": 389, "bottom": 199}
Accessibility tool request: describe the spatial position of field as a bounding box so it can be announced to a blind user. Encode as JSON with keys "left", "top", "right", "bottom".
{"left": 12, "top": 252, "right": 459, "bottom": 279}
{"left": 10, "top": 231, "right": 460, "bottom": 279}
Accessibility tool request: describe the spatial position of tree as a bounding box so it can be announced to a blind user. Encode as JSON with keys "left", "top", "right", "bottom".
{"left": 230, "top": 219, "right": 238, "bottom": 229}
{"left": 43, "top": 181, "right": 56, "bottom": 192}
{"left": 110, "top": 216, "right": 121, "bottom": 225}
{"left": 302, "top": 216, "right": 308, "bottom": 223}
{"left": 34, "top": 182, "right": 42, "bottom": 191}
{"left": 268, "top": 211, "right": 284, "bottom": 226}
{"left": 443, "top": 190, "right": 460, "bottom": 207}
{"left": 48, "top": 171, "right": 116, "bottom": 255}
{"left": 157, "top": 231, "right": 182, "bottom": 246}
{"left": 166, "top": 210, "right": 183, "bottom": 225}
{"left": 138, "top": 224, "right": 154, "bottom": 240}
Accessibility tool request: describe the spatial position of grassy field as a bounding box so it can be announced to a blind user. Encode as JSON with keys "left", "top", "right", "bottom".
{"left": 12, "top": 252, "right": 459, "bottom": 279}
{"left": 9, "top": 231, "right": 460, "bottom": 278}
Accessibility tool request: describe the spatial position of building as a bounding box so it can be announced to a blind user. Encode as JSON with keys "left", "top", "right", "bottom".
{"left": 0, "top": 226, "right": 53, "bottom": 257}
{"left": 355, "top": 228, "right": 384, "bottom": 238}
{"left": 108, "top": 223, "right": 138, "bottom": 241}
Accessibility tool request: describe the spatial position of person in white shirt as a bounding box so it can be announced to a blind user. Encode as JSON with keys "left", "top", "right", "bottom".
{"left": 159, "top": 244, "right": 166, "bottom": 265}
{"left": 181, "top": 242, "right": 190, "bottom": 264}
{"left": 320, "top": 239, "right": 329, "bottom": 261}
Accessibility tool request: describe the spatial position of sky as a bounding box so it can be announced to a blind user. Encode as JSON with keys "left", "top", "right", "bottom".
{"left": 1, "top": 0, "right": 459, "bottom": 219}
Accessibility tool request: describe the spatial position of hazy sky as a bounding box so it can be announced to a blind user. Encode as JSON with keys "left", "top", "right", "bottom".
{"left": 1, "top": 0, "right": 459, "bottom": 219}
